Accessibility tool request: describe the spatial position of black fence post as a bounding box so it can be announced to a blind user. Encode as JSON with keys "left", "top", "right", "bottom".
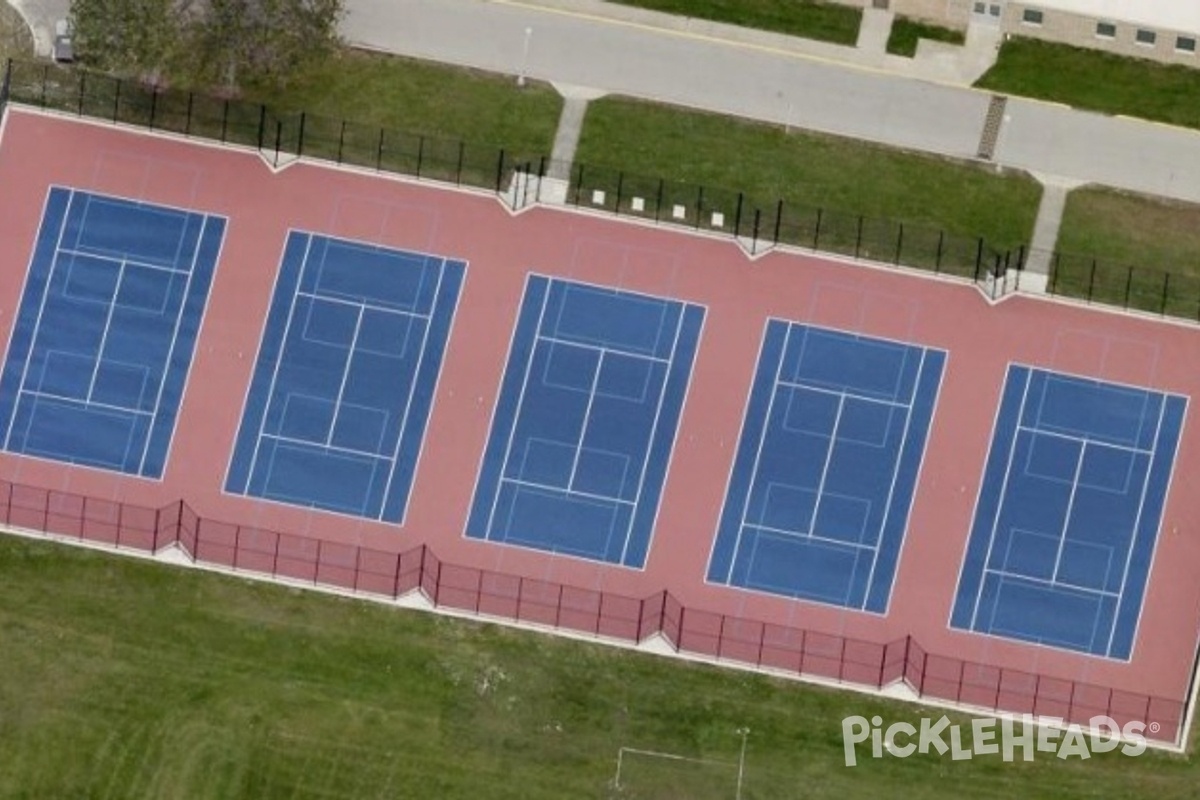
{"left": 455, "top": 140, "right": 465, "bottom": 185}
{"left": 751, "top": 208, "right": 762, "bottom": 255}
{"left": 110, "top": 77, "right": 120, "bottom": 123}
{"left": 273, "top": 119, "right": 283, "bottom": 167}
{"left": 148, "top": 89, "right": 158, "bottom": 131}
{"left": 694, "top": 186, "right": 704, "bottom": 229}
{"left": 935, "top": 230, "right": 944, "bottom": 272}
{"left": 615, "top": 172, "right": 624, "bottom": 215}
{"left": 1124, "top": 266, "right": 1134, "bottom": 310}
{"left": 573, "top": 162, "right": 584, "bottom": 206}
{"left": 220, "top": 99, "right": 229, "bottom": 143}
{"left": 337, "top": 120, "right": 346, "bottom": 164}
{"left": 297, "top": 112, "right": 306, "bottom": 157}
{"left": 1087, "top": 259, "right": 1097, "bottom": 303}
{"left": 1161, "top": 272, "right": 1171, "bottom": 315}
{"left": 654, "top": 178, "right": 664, "bottom": 222}
{"left": 375, "top": 127, "right": 385, "bottom": 171}
{"left": 0, "top": 58, "right": 11, "bottom": 108}
{"left": 974, "top": 237, "right": 984, "bottom": 278}
{"left": 894, "top": 223, "right": 904, "bottom": 266}
{"left": 1049, "top": 252, "right": 1060, "bottom": 293}
{"left": 495, "top": 148, "right": 506, "bottom": 193}
{"left": 854, "top": 215, "right": 864, "bottom": 258}
{"left": 813, "top": 208, "right": 823, "bottom": 250}
{"left": 78, "top": 71, "right": 86, "bottom": 116}
{"left": 773, "top": 199, "right": 783, "bottom": 245}
{"left": 256, "top": 104, "right": 267, "bottom": 150}
{"left": 184, "top": 92, "right": 194, "bottom": 136}
{"left": 40, "top": 63, "right": 48, "bottom": 108}
{"left": 734, "top": 192, "right": 744, "bottom": 237}
{"left": 535, "top": 155, "right": 546, "bottom": 203}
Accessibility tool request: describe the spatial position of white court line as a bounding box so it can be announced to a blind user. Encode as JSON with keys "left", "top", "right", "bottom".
{"left": 84, "top": 259, "right": 128, "bottom": 402}
{"left": 296, "top": 289, "right": 433, "bottom": 321}
{"left": 244, "top": 235, "right": 315, "bottom": 486}
{"left": 378, "top": 260, "right": 447, "bottom": 512}
{"left": 19, "top": 389, "right": 154, "bottom": 416}
{"left": 969, "top": 368, "right": 1034, "bottom": 631}
{"left": 549, "top": 282, "right": 672, "bottom": 360}
{"left": 984, "top": 567, "right": 1119, "bottom": 598}
{"left": 1016, "top": 424, "right": 1152, "bottom": 456}
{"left": 567, "top": 350, "right": 604, "bottom": 492}
{"left": 801, "top": 392, "right": 847, "bottom": 539}
{"left": 483, "top": 281, "right": 553, "bottom": 536}
{"left": 744, "top": 521, "right": 876, "bottom": 551}
{"left": 502, "top": 477, "right": 636, "bottom": 506}
{"left": 728, "top": 324, "right": 792, "bottom": 580}
{"left": 1032, "top": 372, "right": 1151, "bottom": 449}
{"left": 56, "top": 246, "right": 191, "bottom": 277}
{"left": 323, "top": 305, "right": 366, "bottom": 447}
{"left": 1104, "top": 395, "right": 1167, "bottom": 657}
{"left": 1049, "top": 439, "right": 1090, "bottom": 583}
{"left": 261, "top": 432, "right": 387, "bottom": 462}
{"left": 5, "top": 190, "right": 77, "bottom": 450}
{"left": 702, "top": 318, "right": 772, "bottom": 589}
{"left": 536, "top": 333, "right": 671, "bottom": 364}
{"left": 136, "top": 215, "right": 208, "bottom": 474}
{"left": 776, "top": 378, "right": 912, "bottom": 409}
{"left": 618, "top": 302, "right": 686, "bottom": 565}
{"left": 861, "top": 348, "right": 925, "bottom": 598}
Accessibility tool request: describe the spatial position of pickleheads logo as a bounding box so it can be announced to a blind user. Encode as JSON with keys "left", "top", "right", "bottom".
{"left": 842, "top": 714, "right": 1149, "bottom": 766}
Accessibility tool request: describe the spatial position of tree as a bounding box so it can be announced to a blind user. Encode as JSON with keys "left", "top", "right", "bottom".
{"left": 193, "top": 0, "right": 343, "bottom": 91}
{"left": 69, "top": 0, "right": 195, "bottom": 78}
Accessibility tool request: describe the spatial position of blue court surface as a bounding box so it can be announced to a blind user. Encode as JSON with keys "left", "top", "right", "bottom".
{"left": 951, "top": 366, "right": 1186, "bottom": 660}
{"left": 466, "top": 275, "right": 705, "bottom": 568}
{"left": 707, "top": 321, "right": 945, "bottom": 612}
{"left": 225, "top": 232, "right": 465, "bottom": 523}
{"left": 0, "top": 187, "right": 224, "bottom": 478}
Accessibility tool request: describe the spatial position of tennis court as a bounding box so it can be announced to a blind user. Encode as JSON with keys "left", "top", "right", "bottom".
{"left": 0, "top": 187, "right": 224, "bottom": 478}
{"left": 225, "top": 232, "right": 465, "bottom": 522}
{"left": 950, "top": 366, "right": 1186, "bottom": 659}
{"left": 465, "top": 275, "right": 704, "bottom": 567}
{"left": 706, "top": 321, "right": 945, "bottom": 611}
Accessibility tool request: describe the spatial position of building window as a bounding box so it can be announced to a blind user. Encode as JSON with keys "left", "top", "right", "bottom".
{"left": 1177, "top": 36, "right": 1197, "bottom": 53}
{"left": 973, "top": 1, "right": 985, "bottom": 13}
{"left": 1095, "top": 22, "right": 1116, "bottom": 39}
{"left": 1022, "top": 8, "right": 1044, "bottom": 25}
{"left": 1136, "top": 29, "right": 1157, "bottom": 45}
{"left": 989, "top": 4, "right": 1000, "bottom": 17}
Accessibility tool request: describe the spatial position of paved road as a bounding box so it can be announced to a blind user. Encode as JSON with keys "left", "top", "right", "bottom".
{"left": 343, "top": 0, "right": 1200, "bottom": 205}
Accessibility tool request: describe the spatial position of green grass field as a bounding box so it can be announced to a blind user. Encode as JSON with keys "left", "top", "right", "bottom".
{"left": 604, "top": 0, "right": 862, "bottom": 46}
{"left": 1047, "top": 186, "right": 1200, "bottom": 318}
{"left": 976, "top": 38, "right": 1200, "bottom": 130}
{"left": 575, "top": 96, "right": 1039, "bottom": 272}
{"left": 885, "top": 17, "right": 965, "bottom": 58}
{"left": 1, "top": 535, "right": 1196, "bottom": 799}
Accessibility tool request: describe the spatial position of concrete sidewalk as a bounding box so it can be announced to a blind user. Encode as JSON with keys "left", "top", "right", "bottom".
{"left": 342, "top": 0, "right": 1200, "bottom": 208}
